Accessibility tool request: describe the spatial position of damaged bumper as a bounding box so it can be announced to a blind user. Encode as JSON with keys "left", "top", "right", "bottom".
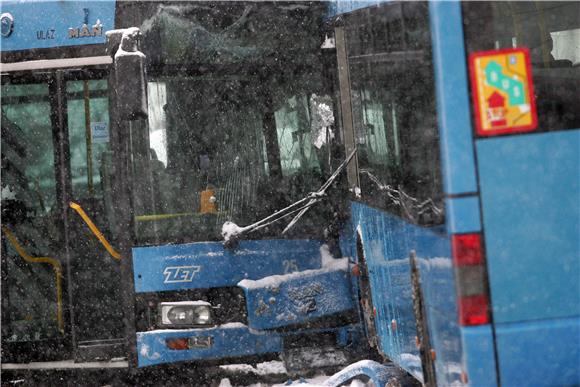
{"left": 238, "top": 259, "right": 355, "bottom": 330}
{"left": 132, "top": 240, "right": 358, "bottom": 368}
{"left": 137, "top": 323, "right": 282, "bottom": 367}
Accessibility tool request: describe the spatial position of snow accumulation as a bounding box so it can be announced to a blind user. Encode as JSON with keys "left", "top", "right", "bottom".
{"left": 158, "top": 300, "right": 211, "bottom": 307}
{"left": 139, "top": 343, "right": 160, "bottom": 361}
{"left": 218, "top": 370, "right": 374, "bottom": 387}
{"left": 220, "top": 360, "right": 287, "bottom": 376}
{"left": 222, "top": 221, "right": 245, "bottom": 242}
{"left": 319, "top": 244, "right": 334, "bottom": 268}
{"left": 219, "top": 322, "right": 247, "bottom": 329}
{"left": 238, "top": 258, "right": 348, "bottom": 290}
{"left": 141, "top": 322, "right": 247, "bottom": 334}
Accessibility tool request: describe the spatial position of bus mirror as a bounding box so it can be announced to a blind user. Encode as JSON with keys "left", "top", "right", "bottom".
{"left": 110, "top": 27, "right": 148, "bottom": 121}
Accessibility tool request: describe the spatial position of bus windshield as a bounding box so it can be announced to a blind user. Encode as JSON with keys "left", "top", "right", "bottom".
{"left": 123, "top": 2, "right": 338, "bottom": 245}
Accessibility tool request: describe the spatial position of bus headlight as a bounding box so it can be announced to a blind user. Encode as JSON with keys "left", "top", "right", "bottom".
{"left": 158, "top": 301, "right": 213, "bottom": 328}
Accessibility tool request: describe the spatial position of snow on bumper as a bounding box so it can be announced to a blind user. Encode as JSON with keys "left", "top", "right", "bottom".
{"left": 238, "top": 259, "right": 355, "bottom": 330}
{"left": 136, "top": 323, "right": 282, "bottom": 367}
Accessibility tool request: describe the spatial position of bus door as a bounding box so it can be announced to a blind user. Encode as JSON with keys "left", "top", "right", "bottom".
{"left": 1, "top": 61, "right": 125, "bottom": 363}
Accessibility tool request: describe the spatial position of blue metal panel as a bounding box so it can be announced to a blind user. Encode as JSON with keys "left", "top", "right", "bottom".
{"left": 477, "top": 131, "right": 580, "bottom": 323}
{"left": 461, "top": 326, "right": 497, "bottom": 387}
{"left": 326, "top": 1, "right": 390, "bottom": 19}
{"left": 429, "top": 1, "right": 478, "bottom": 196}
{"left": 136, "top": 324, "right": 282, "bottom": 367}
{"left": 0, "top": 1, "right": 115, "bottom": 52}
{"left": 132, "top": 239, "right": 322, "bottom": 293}
{"left": 495, "top": 316, "right": 580, "bottom": 386}
{"left": 351, "top": 203, "right": 419, "bottom": 379}
{"left": 414, "top": 238, "right": 463, "bottom": 387}
{"left": 239, "top": 266, "right": 354, "bottom": 330}
{"left": 445, "top": 196, "right": 482, "bottom": 234}
{"left": 350, "top": 202, "right": 461, "bottom": 385}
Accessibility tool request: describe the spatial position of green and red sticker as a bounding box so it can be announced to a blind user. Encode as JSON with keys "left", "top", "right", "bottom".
{"left": 469, "top": 48, "right": 538, "bottom": 136}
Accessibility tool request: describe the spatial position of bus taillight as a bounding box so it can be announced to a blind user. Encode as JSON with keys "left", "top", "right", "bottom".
{"left": 452, "top": 233, "right": 490, "bottom": 326}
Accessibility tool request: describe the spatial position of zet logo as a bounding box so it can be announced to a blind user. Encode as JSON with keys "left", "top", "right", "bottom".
{"left": 163, "top": 266, "right": 201, "bottom": 283}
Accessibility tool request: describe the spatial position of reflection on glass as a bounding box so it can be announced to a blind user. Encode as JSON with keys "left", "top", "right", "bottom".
{"left": 67, "top": 80, "right": 110, "bottom": 200}
{"left": 347, "top": 2, "right": 445, "bottom": 226}
{"left": 462, "top": 1, "right": 580, "bottom": 131}
{"left": 148, "top": 82, "right": 168, "bottom": 167}
{"left": 1, "top": 83, "right": 61, "bottom": 343}
{"left": 135, "top": 76, "right": 326, "bottom": 244}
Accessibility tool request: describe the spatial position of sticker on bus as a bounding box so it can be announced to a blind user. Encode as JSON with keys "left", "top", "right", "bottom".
{"left": 469, "top": 48, "right": 537, "bottom": 137}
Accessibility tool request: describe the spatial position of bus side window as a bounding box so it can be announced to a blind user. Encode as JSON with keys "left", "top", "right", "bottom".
{"left": 1, "top": 83, "right": 62, "bottom": 343}
{"left": 462, "top": 1, "right": 580, "bottom": 132}
{"left": 66, "top": 78, "right": 119, "bottom": 239}
{"left": 346, "top": 2, "right": 445, "bottom": 227}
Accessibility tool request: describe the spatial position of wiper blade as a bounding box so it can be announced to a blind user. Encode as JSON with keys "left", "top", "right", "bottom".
{"left": 282, "top": 147, "right": 357, "bottom": 235}
{"left": 221, "top": 147, "right": 357, "bottom": 246}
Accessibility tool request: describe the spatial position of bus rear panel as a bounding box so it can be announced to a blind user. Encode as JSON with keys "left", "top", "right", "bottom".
{"left": 331, "top": 1, "right": 579, "bottom": 385}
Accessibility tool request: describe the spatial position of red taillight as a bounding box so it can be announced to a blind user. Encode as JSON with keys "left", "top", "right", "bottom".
{"left": 458, "top": 294, "right": 490, "bottom": 326}
{"left": 452, "top": 233, "right": 490, "bottom": 326}
{"left": 166, "top": 338, "right": 189, "bottom": 350}
{"left": 452, "top": 233, "right": 483, "bottom": 266}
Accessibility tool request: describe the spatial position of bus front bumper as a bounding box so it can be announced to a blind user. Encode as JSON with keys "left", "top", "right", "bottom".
{"left": 136, "top": 323, "right": 282, "bottom": 367}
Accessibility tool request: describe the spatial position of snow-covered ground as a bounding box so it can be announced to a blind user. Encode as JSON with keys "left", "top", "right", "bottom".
{"left": 218, "top": 375, "right": 371, "bottom": 387}
{"left": 218, "top": 361, "right": 373, "bottom": 387}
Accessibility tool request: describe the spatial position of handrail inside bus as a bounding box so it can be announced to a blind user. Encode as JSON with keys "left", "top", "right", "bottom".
{"left": 135, "top": 212, "right": 228, "bottom": 222}
{"left": 69, "top": 202, "right": 122, "bottom": 260}
{"left": 1, "top": 227, "right": 64, "bottom": 334}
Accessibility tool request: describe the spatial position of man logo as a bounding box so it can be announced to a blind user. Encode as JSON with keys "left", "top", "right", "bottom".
{"left": 163, "top": 266, "right": 201, "bottom": 283}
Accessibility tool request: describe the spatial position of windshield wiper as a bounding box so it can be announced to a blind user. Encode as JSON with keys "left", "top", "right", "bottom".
{"left": 221, "top": 148, "right": 356, "bottom": 247}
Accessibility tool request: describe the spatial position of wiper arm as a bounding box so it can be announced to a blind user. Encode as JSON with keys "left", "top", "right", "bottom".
{"left": 282, "top": 147, "right": 357, "bottom": 235}
{"left": 221, "top": 148, "right": 356, "bottom": 246}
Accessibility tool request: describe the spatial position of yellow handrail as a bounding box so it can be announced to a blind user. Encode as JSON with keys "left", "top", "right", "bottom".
{"left": 135, "top": 211, "right": 228, "bottom": 222}
{"left": 69, "top": 202, "right": 122, "bottom": 260}
{"left": 2, "top": 227, "right": 64, "bottom": 334}
{"left": 135, "top": 212, "right": 195, "bottom": 222}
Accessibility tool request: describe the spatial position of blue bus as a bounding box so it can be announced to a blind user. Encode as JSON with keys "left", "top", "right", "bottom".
{"left": 2, "top": 1, "right": 578, "bottom": 385}
{"left": 325, "top": 1, "right": 580, "bottom": 386}
{"left": 0, "top": 1, "right": 364, "bottom": 381}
